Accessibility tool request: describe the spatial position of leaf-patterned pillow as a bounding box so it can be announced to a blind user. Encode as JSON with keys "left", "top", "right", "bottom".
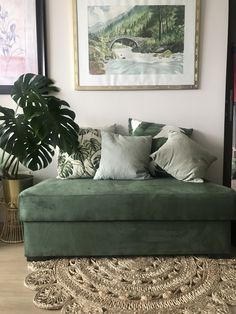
{"left": 57, "top": 126, "right": 115, "bottom": 179}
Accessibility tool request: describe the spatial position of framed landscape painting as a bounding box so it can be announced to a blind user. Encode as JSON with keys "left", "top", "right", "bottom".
{"left": 0, "top": 0, "right": 46, "bottom": 94}
{"left": 73, "top": 0, "right": 200, "bottom": 90}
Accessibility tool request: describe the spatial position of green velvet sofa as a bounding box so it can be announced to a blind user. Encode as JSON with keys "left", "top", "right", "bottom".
{"left": 19, "top": 178, "right": 236, "bottom": 260}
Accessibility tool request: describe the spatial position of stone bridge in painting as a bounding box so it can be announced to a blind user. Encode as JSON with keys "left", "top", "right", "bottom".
{"left": 108, "top": 36, "right": 145, "bottom": 50}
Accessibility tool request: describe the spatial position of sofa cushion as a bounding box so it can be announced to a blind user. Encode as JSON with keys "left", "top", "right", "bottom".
{"left": 128, "top": 118, "right": 193, "bottom": 153}
{"left": 150, "top": 132, "right": 217, "bottom": 183}
{"left": 128, "top": 118, "right": 193, "bottom": 177}
{"left": 19, "top": 178, "right": 236, "bottom": 222}
{"left": 57, "top": 125, "right": 115, "bottom": 179}
{"left": 94, "top": 132, "right": 152, "bottom": 180}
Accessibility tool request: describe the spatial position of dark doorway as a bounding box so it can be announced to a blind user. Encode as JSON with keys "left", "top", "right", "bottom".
{"left": 224, "top": 0, "right": 236, "bottom": 246}
{"left": 223, "top": 0, "right": 236, "bottom": 188}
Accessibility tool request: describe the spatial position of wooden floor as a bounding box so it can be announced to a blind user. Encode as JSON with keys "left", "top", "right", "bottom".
{"left": 0, "top": 243, "right": 59, "bottom": 314}
{"left": 0, "top": 242, "right": 236, "bottom": 314}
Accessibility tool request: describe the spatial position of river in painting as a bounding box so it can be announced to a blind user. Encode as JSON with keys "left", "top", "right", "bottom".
{"left": 105, "top": 47, "right": 183, "bottom": 75}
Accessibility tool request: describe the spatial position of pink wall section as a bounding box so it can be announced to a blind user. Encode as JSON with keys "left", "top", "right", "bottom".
{"left": 0, "top": 57, "right": 25, "bottom": 85}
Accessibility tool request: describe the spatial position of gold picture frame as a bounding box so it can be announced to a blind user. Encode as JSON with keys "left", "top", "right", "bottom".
{"left": 73, "top": 0, "right": 200, "bottom": 90}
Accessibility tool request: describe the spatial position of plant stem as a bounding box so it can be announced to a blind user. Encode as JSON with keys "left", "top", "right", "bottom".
{"left": 1, "top": 149, "right": 6, "bottom": 165}
{"left": 11, "top": 158, "right": 19, "bottom": 178}
{"left": 3, "top": 154, "right": 17, "bottom": 178}
{"left": 15, "top": 105, "right": 19, "bottom": 116}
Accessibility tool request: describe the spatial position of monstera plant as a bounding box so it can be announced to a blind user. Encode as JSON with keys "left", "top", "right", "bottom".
{"left": 0, "top": 73, "right": 80, "bottom": 179}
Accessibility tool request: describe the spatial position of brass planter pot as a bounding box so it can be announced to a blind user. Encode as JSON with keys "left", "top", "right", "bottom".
{"left": 0, "top": 175, "right": 33, "bottom": 243}
{"left": 2, "top": 175, "right": 33, "bottom": 208}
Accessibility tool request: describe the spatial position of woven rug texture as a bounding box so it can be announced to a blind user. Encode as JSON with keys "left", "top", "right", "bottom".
{"left": 24, "top": 256, "right": 236, "bottom": 313}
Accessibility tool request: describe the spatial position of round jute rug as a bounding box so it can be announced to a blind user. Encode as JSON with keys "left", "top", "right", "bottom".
{"left": 25, "top": 257, "right": 236, "bottom": 313}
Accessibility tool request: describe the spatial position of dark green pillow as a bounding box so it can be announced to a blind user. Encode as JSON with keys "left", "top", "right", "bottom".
{"left": 128, "top": 118, "right": 193, "bottom": 153}
{"left": 128, "top": 118, "right": 193, "bottom": 177}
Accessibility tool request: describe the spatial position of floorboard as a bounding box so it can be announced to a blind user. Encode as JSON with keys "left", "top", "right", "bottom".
{"left": 0, "top": 243, "right": 60, "bottom": 314}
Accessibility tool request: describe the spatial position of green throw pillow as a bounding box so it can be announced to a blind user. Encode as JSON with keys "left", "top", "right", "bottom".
{"left": 57, "top": 126, "right": 115, "bottom": 179}
{"left": 150, "top": 131, "right": 217, "bottom": 183}
{"left": 128, "top": 118, "right": 193, "bottom": 152}
{"left": 128, "top": 118, "right": 193, "bottom": 176}
{"left": 94, "top": 132, "right": 152, "bottom": 180}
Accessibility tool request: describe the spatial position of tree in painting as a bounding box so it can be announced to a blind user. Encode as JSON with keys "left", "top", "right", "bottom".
{"left": 88, "top": 5, "right": 185, "bottom": 76}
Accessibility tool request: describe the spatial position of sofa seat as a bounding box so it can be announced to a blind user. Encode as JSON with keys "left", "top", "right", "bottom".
{"left": 19, "top": 178, "right": 236, "bottom": 259}
{"left": 20, "top": 178, "right": 236, "bottom": 221}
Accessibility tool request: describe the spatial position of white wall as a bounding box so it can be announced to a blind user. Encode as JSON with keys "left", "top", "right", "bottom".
{"left": 0, "top": 0, "right": 229, "bottom": 183}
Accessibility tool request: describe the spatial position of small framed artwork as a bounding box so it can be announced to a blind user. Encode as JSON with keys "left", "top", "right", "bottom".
{"left": 0, "top": 0, "right": 47, "bottom": 94}
{"left": 73, "top": 0, "right": 200, "bottom": 90}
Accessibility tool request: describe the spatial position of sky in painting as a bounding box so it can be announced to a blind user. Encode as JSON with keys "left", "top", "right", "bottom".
{"left": 88, "top": 5, "right": 134, "bottom": 27}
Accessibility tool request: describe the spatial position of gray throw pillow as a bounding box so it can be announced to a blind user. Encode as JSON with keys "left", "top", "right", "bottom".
{"left": 94, "top": 132, "right": 152, "bottom": 180}
{"left": 150, "top": 131, "right": 217, "bottom": 183}
{"left": 128, "top": 118, "right": 193, "bottom": 177}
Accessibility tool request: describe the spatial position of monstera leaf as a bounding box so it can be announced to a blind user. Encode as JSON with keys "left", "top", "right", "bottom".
{"left": 88, "top": 138, "right": 100, "bottom": 152}
{"left": 0, "top": 73, "right": 79, "bottom": 177}
{"left": 11, "top": 73, "right": 59, "bottom": 119}
{"left": 57, "top": 154, "right": 73, "bottom": 179}
{"left": 0, "top": 107, "right": 29, "bottom": 161}
{"left": 72, "top": 144, "right": 90, "bottom": 162}
{"left": 21, "top": 134, "right": 55, "bottom": 171}
{"left": 0, "top": 107, "right": 55, "bottom": 171}
{"left": 30, "top": 97, "right": 79, "bottom": 154}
